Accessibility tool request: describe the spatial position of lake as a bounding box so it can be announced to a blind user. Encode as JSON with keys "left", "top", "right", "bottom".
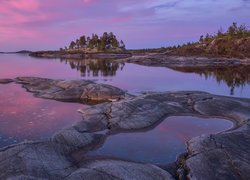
{"left": 0, "top": 53, "right": 249, "bottom": 163}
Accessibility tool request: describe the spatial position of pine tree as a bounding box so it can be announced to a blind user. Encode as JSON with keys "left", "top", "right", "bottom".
{"left": 69, "top": 41, "right": 76, "bottom": 49}
{"left": 79, "top": 35, "right": 86, "bottom": 48}
{"left": 120, "top": 40, "right": 125, "bottom": 49}
{"left": 76, "top": 39, "right": 80, "bottom": 49}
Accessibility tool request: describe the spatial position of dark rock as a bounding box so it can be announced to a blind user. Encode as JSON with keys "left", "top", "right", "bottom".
{"left": 120, "top": 54, "right": 250, "bottom": 68}
{"left": 0, "top": 79, "right": 13, "bottom": 84}
{"left": 30, "top": 51, "right": 132, "bottom": 60}
{"left": 15, "top": 77, "right": 128, "bottom": 104}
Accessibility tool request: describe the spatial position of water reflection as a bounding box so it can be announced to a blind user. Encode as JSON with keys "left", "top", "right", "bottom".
{"left": 85, "top": 116, "right": 233, "bottom": 164}
{"left": 0, "top": 83, "right": 83, "bottom": 147}
{"left": 172, "top": 65, "right": 250, "bottom": 95}
{"left": 60, "top": 58, "right": 125, "bottom": 77}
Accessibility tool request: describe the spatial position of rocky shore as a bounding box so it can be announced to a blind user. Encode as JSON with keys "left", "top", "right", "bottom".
{"left": 30, "top": 51, "right": 132, "bottom": 59}
{"left": 15, "top": 77, "right": 129, "bottom": 104}
{"left": 120, "top": 53, "right": 250, "bottom": 68}
{"left": 0, "top": 77, "right": 250, "bottom": 179}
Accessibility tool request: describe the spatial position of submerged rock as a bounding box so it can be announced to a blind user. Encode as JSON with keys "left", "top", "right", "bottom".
{"left": 15, "top": 77, "right": 128, "bottom": 104}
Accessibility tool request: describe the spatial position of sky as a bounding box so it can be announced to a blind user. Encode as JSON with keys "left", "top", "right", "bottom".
{"left": 0, "top": 0, "right": 249, "bottom": 51}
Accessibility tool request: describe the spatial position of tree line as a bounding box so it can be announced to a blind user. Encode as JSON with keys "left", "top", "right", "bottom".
{"left": 199, "top": 22, "right": 250, "bottom": 43}
{"left": 62, "top": 32, "right": 126, "bottom": 51}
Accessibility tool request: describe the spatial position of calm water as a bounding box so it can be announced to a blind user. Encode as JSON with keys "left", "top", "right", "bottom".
{"left": 86, "top": 116, "right": 233, "bottom": 164}
{"left": 0, "top": 54, "right": 249, "bottom": 152}
{"left": 0, "top": 83, "right": 83, "bottom": 147}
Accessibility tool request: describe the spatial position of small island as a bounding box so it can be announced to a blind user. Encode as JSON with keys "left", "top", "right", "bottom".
{"left": 30, "top": 32, "right": 131, "bottom": 59}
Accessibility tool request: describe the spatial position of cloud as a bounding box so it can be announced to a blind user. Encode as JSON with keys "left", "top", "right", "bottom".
{"left": 0, "top": 0, "right": 249, "bottom": 51}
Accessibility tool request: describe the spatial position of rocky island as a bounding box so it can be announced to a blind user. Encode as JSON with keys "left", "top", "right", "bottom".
{"left": 30, "top": 32, "right": 132, "bottom": 59}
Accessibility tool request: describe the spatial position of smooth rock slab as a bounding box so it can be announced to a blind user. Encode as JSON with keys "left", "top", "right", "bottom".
{"left": 0, "top": 141, "right": 77, "bottom": 179}
{"left": 78, "top": 91, "right": 250, "bottom": 131}
{"left": 15, "top": 77, "right": 127, "bottom": 104}
{"left": 0, "top": 142, "right": 173, "bottom": 179}
{"left": 183, "top": 121, "right": 250, "bottom": 180}
{"left": 68, "top": 159, "right": 173, "bottom": 180}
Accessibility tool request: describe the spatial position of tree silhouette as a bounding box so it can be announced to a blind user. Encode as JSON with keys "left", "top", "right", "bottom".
{"left": 66, "top": 32, "right": 125, "bottom": 51}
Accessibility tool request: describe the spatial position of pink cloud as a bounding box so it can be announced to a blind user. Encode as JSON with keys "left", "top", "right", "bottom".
{"left": 0, "top": 0, "right": 249, "bottom": 51}
{"left": 8, "top": 0, "right": 40, "bottom": 11}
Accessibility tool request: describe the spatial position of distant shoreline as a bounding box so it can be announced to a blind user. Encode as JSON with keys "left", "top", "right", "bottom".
{"left": 29, "top": 50, "right": 132, "bottom": 59}
{"left": 0, "top": 50, "right": 32, "bottom": 54}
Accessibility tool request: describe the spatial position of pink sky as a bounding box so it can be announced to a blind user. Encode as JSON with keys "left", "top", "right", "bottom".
{"left": 0, "top": 0, "right": 249, "bottom": 51}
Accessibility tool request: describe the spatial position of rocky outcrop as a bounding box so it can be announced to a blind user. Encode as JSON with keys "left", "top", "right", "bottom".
{"left": 0, "top": 141, "right": 173, "bottom": 179}
{"left": 182, "top": 122, "right": 250, "bottom": 180}
{"left": 77, "top": 91, "right": 249, "bottom": 132}
{"left": 68, "top": 159, "right": 174, "bottom": 180}
{"left": 77, "top": 91, "right": 250, "bottom": 179}
{"left": 15, "top": 77, "right": 128, "bottom": 104}
{"left": 121, "top": 54, "right": 250, "bottom": 69}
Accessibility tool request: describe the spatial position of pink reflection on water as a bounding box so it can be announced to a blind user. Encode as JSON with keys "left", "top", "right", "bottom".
{"left": 0, "top": 83, "right": 84, "bottom": 147}
{"left": 0, "top": 54, "right": 81, "bottom": 79}
{"left": 87, "top": 116, "right": 233, "bottom": 164}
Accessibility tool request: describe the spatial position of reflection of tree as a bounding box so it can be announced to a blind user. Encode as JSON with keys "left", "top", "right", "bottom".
{"left": 173, "top": 65, "right": 250, "bottom": 95}
{"left": 60, "top": 58, "right": 125, "bottom": 77}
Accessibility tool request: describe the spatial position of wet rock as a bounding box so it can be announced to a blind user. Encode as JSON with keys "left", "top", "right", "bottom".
{"left": 0, "top": 79, "right": 13, "bottom": 84}
{"left": 15, "top": 77, "right": 127, "bottom": 104}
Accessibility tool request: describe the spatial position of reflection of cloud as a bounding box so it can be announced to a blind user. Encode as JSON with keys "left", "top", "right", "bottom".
{"left": 0, "top": 84, "right": 83, "bottom": 146}
{"left": 0, "top": 0, "right": 249, "bottom": 50}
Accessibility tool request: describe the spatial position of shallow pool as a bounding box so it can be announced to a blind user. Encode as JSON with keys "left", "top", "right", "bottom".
{"left": 85, "top": 116, "right": 233, "bottom": 164}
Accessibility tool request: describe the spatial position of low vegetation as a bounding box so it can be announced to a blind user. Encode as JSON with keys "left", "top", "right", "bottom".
{"left": 129, "top": 23, "right": 250, "bottom": 58}
{"left": 167, "top": 22, "right": 250, "bottom": 58}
